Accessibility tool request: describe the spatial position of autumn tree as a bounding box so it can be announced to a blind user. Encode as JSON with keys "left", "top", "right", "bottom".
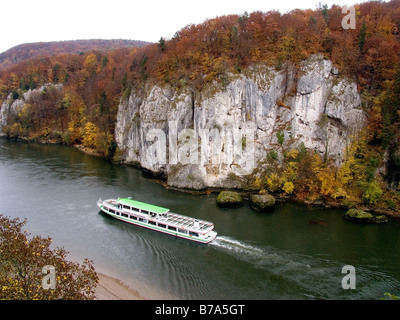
{"left": 0, "top": 214, "right": 98, "bottom": 300}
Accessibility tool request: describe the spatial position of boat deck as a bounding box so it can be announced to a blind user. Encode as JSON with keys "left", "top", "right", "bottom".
{"left": 156, "top": 212, "right": 214, "bottom": 232}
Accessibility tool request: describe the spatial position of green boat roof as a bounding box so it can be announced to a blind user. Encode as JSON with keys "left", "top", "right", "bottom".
{"left": 118, "top": 198, "right": 170, "bottom": 215}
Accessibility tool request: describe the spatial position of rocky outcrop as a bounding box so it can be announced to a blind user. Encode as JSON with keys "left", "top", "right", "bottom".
{"left": 344, "top": 209, "right": 388, "bottom": 224}
{"left": 216, "top": 191, "right": 244, "bottom": 208}
{"left": 0, "top": 94, "right": 25, "bottom": 135}
{"left": 114, "top": 54, "right": 365, "bottom": 189}
{"left": 0, "top": 84, "right": 63, "bottom": 136}
{"left": 250, "top": 194, "right": 276, "bottom": 212}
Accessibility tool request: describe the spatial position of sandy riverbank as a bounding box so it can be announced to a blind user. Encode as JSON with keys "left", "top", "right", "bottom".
{"left": 95, "top": 272, "right": 146, "bottom": 300}
{"left": 93, "top": 268, "right": 179, "bottom": 300}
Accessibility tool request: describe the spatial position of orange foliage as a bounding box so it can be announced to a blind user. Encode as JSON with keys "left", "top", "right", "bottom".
{"left": 0, "top": 0, "right": 399, "bottom": 164}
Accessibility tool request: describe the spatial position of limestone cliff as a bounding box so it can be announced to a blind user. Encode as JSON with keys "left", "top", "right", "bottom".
{"left": 0, "top": 94, "right": 25, "bottom": 133}
{"left": 0, "top": 84, "right": 63, "bottom": 136}
{"left": 115, "top": 54, "right": 365, "bottom": 189}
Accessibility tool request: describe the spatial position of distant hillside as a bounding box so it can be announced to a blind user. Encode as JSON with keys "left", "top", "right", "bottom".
{"left": 0, "top": 39, "right": 151, "bottom": 70}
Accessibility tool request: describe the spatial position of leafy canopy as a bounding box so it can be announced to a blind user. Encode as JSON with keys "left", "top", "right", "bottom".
{"left": 0, "top": 214, "right": 98, "bottom": 300}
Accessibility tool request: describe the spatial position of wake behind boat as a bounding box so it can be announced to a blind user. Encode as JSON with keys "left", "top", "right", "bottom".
{"left": 97, "top": 197, "right": 217, "bottom": 244}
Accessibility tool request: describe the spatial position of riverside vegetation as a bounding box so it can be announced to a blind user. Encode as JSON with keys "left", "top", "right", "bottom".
{"left": 0, "top": 1, "right": 399, "bottom": 218}
{"left": 0, "top": 214, "right": 98, "bottom": 300}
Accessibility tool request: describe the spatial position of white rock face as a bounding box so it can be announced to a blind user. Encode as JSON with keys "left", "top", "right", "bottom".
{"left": 114, "top": 54, "right": 365, "bottom": 189}
{"left": 0, "top": 94, "right": 24, "bottom": 134}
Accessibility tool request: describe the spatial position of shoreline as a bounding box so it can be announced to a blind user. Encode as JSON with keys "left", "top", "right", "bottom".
{"left": 95, "top": 272, "right": 146, "bottom": 300}
{"left": 93, "top": 268, "right": 178, "bottom": 300}
{"left": 2, "top": 137, "right": 399, "bottom": 221}
{"left": 67, "top": 254, "right": 178, "bottom": 300}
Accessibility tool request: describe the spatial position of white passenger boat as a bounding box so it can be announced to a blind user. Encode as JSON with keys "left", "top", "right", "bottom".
{"left": 97, "top": 197, "right": 218, "bottom": 244}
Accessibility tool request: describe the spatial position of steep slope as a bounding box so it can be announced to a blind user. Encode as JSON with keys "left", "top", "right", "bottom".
{"left": 115, "top": 54, "right": 364, "bottom": 189}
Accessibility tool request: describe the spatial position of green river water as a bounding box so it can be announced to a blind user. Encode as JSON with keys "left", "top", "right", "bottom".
{"left": 0, "top": 139, "right": 399, "bottom": 300}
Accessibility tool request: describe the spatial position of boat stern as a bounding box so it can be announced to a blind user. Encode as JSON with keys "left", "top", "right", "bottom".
{"left": 205, "top": 230, "right": 218, "bottom": 243}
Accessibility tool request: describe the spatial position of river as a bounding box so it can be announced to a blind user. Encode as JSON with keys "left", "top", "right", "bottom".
{"left": 0, "top": 139, "right": 399, "bottom": 300}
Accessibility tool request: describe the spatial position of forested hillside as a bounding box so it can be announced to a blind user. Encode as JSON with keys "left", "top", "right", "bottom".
{"left": 0, "top": 1, "right": 399, "bottom": 214}
{"left": 0, "top": 39, "right": 149, "bottom": 70}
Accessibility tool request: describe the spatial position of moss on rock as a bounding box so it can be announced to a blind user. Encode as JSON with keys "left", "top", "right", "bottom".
{"left": 250, "top": 194, "right": 276, "bottom": 212}
{"left": 216, "top": 191, "right": 243, "bottom": 208}
{"left": 344, "top": 209, "right": 388, "bottom": 224}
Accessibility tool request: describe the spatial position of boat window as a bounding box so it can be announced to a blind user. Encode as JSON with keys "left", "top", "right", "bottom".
{"left": 116, "top": 212, "right": 120, "bottom": 216}
{"left": 121, "top": 213, "right": 128, "bottom": 218}
{"left": 148, "top": 221, "right": 156, "bottom": 226}
{"left": 189, "top": 231, "right": 199, "bottom": 237}
{"left": 168, "top": 226, "right": 177, "bottom": 231}
{"left": 139, "top": 218, "right": 144, "bottom": 222}
{"left": 130, "top": 215, "right": 137, "bottom": 220}
{"left": 123, "top": 205, "right": 130, "bottom": 210}
{"left": 110, "top": 209, "right": 115, "bottom": 214}
{"left": 142, "top": 210, "right": 149, "bottom": 215}
{"left": 132, "top": 207, "right": 139, "bottom": 212}
{"left": 178, "top": 229, "right": 187, "bottom": 234}
{"left": 158, "top": 223, "right": 166, "bottom": 228}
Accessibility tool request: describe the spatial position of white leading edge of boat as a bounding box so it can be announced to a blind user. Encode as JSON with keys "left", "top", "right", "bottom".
{"left": 97, "top": 197, "right": 218, "bottom": 244}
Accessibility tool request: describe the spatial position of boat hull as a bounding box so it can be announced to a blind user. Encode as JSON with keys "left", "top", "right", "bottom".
{"left": 97, "top": 201, "right": 217, "bottom": 244}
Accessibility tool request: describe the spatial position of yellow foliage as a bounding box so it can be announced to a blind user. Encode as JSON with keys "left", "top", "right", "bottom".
{"left": 67, "top": 120, "right": 82, "bottom": 142}
{"left": 82, "top": 122, "right": 99, "bottom": 148}
{"left": 266, "top": 173, "right": 281, "bottom": 193}
{"left": 9, "top": 72, "right": 19, "bottom": 88}
{"left": 377, "top": 19, "right": 398, "bottom": 37}
{"left": 283, "top": 161, "right": 298, "bottom": 182}
{"left": 0, "top": 80, "right": 7, "bottom": 98}
{"left": 83, "top": 53, "right": 97, "bottom": 71}
{"left": 282, "top": 181, "right": 294, "bottom": 194}
{"left": 338, "top": 138, "right": 367, "bottom": 187}
{"left": 285, "top": 149, "right": 299, "bottom": 160}
{"left": 8, "top": 122, "right": 23, "bottom": 137}
{"left": 252, "top": 176, "right": 263, "bottom": 190}
{"left": 317, "top": 166, "right": 336, "bottom": 197}
{"left": 332, "top": 187, "right": 348, "bottom": 200}
{"left": 279, "top": 28, "right": 297, "bottom": 60}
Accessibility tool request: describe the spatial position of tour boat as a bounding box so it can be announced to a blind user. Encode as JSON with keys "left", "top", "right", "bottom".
{"left": 97, "top": 197, "right": 218, "bottom": 244}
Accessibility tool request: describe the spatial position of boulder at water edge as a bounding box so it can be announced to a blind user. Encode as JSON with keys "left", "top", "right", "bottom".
{"left": 344, "top": 209, "right": 388, "bottom": 224}
{"left": 250, "top": 194, "right": 276, "bottom": 212}
{"left": 216, "top": 191, "right": 243, "bottom": 208}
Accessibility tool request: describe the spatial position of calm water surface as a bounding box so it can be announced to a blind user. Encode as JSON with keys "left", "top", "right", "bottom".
{"left": 0, "top": 139, "right": 399, "bottom": 299}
